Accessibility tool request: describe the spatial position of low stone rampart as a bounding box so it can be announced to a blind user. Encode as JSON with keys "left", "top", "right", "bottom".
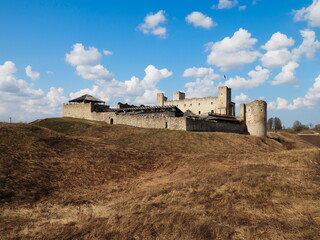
{"left": 108, "top": 114, "right": 187, "bottom": 130}
{"left": 186, "top": 118, "right": 247, "bottom": 133}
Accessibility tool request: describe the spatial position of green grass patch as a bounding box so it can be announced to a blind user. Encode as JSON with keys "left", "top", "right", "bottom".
{"left": 33, "top": 117, "right": 95, "bottom": 134}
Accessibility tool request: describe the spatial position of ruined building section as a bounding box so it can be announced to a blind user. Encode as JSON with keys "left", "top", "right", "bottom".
{"left": 115, "top": 106, "right": 183, "bottom": 117}
{"left": 173, "top": 91, "right": 185, "bottom": 101}
{"left": 157, "top": 93, "right": 167, "bottom": 106}
{"left": 64, "top": 94, "right": 187, "bottom": 130}
{"left": 157, "top": 86, "right": 235, "bottom": 116}
{"left": 63, "top": 94, "right": 110, "bottom": 119}
{"left": 117, "top": 102, "right": 145, "bottom": 109}
{"left": 217, "top": 86, "right": 235, "bottom": 116}
{"left": 63, "top": 89, "right": 267, "bottom": 137}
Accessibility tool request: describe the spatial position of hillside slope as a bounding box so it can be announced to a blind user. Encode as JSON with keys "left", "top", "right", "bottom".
{"left": 0, "top": 118, "right": 319, "bottom": 239}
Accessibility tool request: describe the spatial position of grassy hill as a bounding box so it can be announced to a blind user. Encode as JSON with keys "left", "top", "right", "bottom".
{"left": 0, "top": 117, "right": 319, "bottom": 239}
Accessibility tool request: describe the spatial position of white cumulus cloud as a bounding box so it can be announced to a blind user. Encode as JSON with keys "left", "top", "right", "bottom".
{"left": 0, "top": 61, "right": 68, "bottom": 122}
{"left": 103, "top": 50, "right": 113, "bottom": 56}
{"left": 261, "top": 32, "right": 294, "bottom": 68}
{"left": 213, "top": 0, "right": 238, "bottom": 9}
{"left": 207, "top": 28, "right": 261, "bottom": 71}
{"left": 234, "top": 93, "right": 251, "bottom": 103}
{"left": 261, "top": 49, "right": 292, "bottom": 68}
{"left": 223, "top": 65, "right": 270, "bottom": 89}
{"left": 294, "top": 0, "right": 320, "bottom": 27}
{"left": 183, "top": 67, "right": 221, "bottom": 98}
{"left": 138, "top": 10, "right": 167, "bottom": 38}
{"left": 140, "top": 65, "right": 172, "bottom": 90}
{"left": 269, "top": 74, "right": 320, "bottom": 110}
{"left": 25, "top": 65, "right": 40, "bottom": 81}
{"left": 292, "top": 29, "right": 320, "bottom": 61}
{"left": 271, "top": 61, "right": 299, "bottom": 86}
{"left": 21, "top": 87, "right": 68, "bottom": 116}
{"left": 65, "top": 43, "right": 101, "bottom": 66}
{"left": 183, "top": 67, "right": 221, "bottom": 81}
{"left": 260, "top": 30, "right": 320, "bottom": 85}
{"left": 65, "top": 43, "right": 113, "bottom": 82}
{"left": 76, "top": 64, "right": 113, "bottom": 81}
{"left": 70, "top": 64, "right": 172, "bottom": 106}
{"left": 184, "top": 78, "right": 218, "bottom": 99}
{"left": 262, "top": 32, "right": 295, "bottom": 51}
{"left": 66, "top": 43, "right": 173, "bottom": 105}
{"left": 186, "top": 12, "right": 216, "bottom": 29}
{"left": 0, "top": 61, "right": 43, "bottom": 97}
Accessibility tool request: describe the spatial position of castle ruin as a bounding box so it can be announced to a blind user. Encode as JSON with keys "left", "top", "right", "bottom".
{"left": 63, "top": 86, "right": 267, "bottom": 137}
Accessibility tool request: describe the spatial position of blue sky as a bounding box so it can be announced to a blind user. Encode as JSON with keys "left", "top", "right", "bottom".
{"left": 0, "top": 0, "right": 319, "bottom": 127}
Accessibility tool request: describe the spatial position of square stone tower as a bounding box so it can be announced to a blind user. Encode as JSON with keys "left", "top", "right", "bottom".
{"left": 157, "top": 93, "right": 167, "bottom": 106}
{"left": 217, "top": 86, "right": 231, "bottom": 115}
{"left": 173, "top": 91, "right": 185, "bottom": 101}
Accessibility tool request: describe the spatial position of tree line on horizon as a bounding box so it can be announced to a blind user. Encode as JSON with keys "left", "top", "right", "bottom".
{"left": 267, "top": 117, "right": 320, "bottom": 131}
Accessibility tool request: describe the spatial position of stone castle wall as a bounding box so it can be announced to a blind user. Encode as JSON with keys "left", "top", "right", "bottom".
{"left": 107, "top": 114, "right": 187, "bottom": 130}
{"left": 63, "top": 103, "right": 187, "bottom": 130}
{"left": 63, "top": 103, "right": 93, "bottom": 119}
{"left": 63, "top": 94, "right": 267, "bottom": 137}
{"left": 63, "top": 103, "right": 249, "bottom": 134}
{"left": 164, "top": 97, "right": 218, "bottom": 115}
{"left": 186, "top": 118, "right": 246, "bottom": 133}
{"left": 158, "top": 86, "right": 234, "bottom": 116}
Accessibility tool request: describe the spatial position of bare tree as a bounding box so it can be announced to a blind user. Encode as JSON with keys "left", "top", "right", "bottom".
{"left": 267, "top": 117, "right": 274, "bottom": 130}
{"left": 274, "top": 117, "right": 282, "bottom": 131}
{"left": 293, "top": 120, "right": 304, "bottom": 131}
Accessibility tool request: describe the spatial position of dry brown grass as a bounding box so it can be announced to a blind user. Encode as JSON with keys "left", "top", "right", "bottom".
{"left": 298, "top": 135, "right": 320, "bottom": 147}
{"left": 0, "top": 118, "right": 319, "bottom": 239}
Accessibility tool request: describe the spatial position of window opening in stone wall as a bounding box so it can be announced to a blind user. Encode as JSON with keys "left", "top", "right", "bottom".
{"left": 184, "top": 104, "right": 186, "bottom": 107}
{"left": 211, "top": 110, "right": 214, "bottom": 114}
{"left": 110, "top": 118, "right": 114, "bottom": 124}
{"left": 198, "top": 111, "right": 201, "bottom": 115}
{"left": 198, "top": 103, "right": 200, "bottom": 105}
{"left": 165, "top": 122, "right": 168, "bottom": 128}
{"left": 190, "top": 104, "right": 192, "bottom": 106}
{"left": 260, "top": 109, "right": 263, "bottom": 112}
{"left": 211, "top": 102, "right": 213, "bottom": 104}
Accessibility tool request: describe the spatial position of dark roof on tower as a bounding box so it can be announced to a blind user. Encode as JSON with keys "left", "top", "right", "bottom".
{"left": 69, "top": 94, "right": 105, "bottom": 103}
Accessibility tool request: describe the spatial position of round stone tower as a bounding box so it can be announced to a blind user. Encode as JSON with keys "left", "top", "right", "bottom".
{"left": 245, "top": 100, "right": 267, "bottom": 137}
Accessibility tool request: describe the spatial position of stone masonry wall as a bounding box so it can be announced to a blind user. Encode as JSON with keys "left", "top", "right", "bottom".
{"left": 107, "top": 114, "right": 187, "bottom": 130}
{"left": 63, "top": 103, "right": 93, "bottom": 119}
{"left": 158, "top": 87, "right": 233, "bottom": 116}
{"left": 245, "top": 100, "right": 267, "bottom": 137}
{"left": 63, "top": 102, "right": 257, "bottom": 136}
{"left": 164, "top": 97, "right": 219, "bottom": 115}
{"left": 186, "top": 118, "right": 247, "bottom": 134}
{"left": 64, "top": 104, "right": 187, "bottom": 130}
